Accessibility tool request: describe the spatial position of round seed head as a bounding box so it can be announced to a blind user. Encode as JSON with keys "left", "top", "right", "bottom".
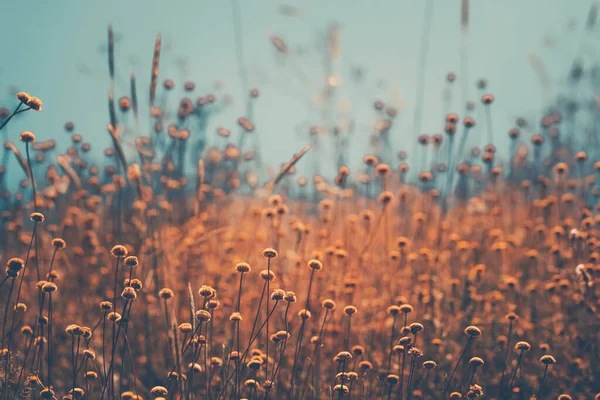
{"left": 20, "top": 131, "right": 36, "bottom": 143}
{"left": 6, "top": 258, "right": 24, "bottom": 273}
{"left": 195, "top": 310, "right": 211, "bottom": 322}
{"left": 352, "top": 345, "right": 364, "bottom": 356}
{"left": 398, "top": 336, "right": 412, "bottom": 346}
{"left": 334, "top": 351, "right": 352, "bottom": 362}
{"left": 27, "top": 97, "right": 43, "bottom": 111}
{"left": 16, "top": 92, "right": 31, "bottom": 104}
{"left": 159, "top": 288, "right": 174, "bottom": 299}
{"left": 51, "top": 238, "right": 66, "bottom": 249}
{"left": 464, "top": 326, "right": 482, "bottom": 337}
{"left": 260, "top": 270, "right": 276, "bottom": 281}
{"left": 409, "top": 322, "right": 424, "bottom": 334}
{"left": 308, "top": 259, "right": 323, "bottom": 271}
{"left": 151, "top": 386, "right": 168, "bottom": 396}
{"left": 100, "top": 301, "right": 113, "bottom": 310}
{"left": 284, "top": 291, "right": 297, "bottom": 303}
{"left": 229, "top": 312, "right": 243, "bottom": 322}
{"left": 387, "top": 305, "right": 401, "bottom": 316}
{"left": 42, "top": 282, "right": 57, "bottom": 293}
{"left": 400, "top": 304, "right": 413, "bottom": 314}
{"left": 262, "top": 248, "right": 278, "bottom": 258}
{"left": 111, "top": 245, "right": 128, "bottom": 258}
{"left": 469, "top": 357, "right": 485, "bottom": 367}
{"left": 124, "top": 256, "right": 138, "bottom": 267}
{"left": 271, "top": 288, "right": 285, "bottom": 301}
{"left": 121, "top": 287, "right": 137, "bottom": 300}
{"left": 514, "top": 341, "right": 531, "bottom": 352}
{"left": 198, "top": 285, "right": 215, "bottom": 298}
{"left": 385, "top": 374, "right": 399, "bottom": 385}
{"left": 359, "top": 360, "right": 372, "bottom": 370}
{"left": 540, "top": 355, "right": 556, "bottom": 365}
{"left": 30, "top": 212, "right": 45, "bottom": 223}
{"left": 343, "top": 305, "right": 358, "bottom": 316}
{"left": 322, "top": 299, "right": 336, "bottom": 310}
{"left": 235, "top": 262, "right": 251, "bottom": 273}
{"left": 423, "top": 360, "right": 437, "bottom": 369}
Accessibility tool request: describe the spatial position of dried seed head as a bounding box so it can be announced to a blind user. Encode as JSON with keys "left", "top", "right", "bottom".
{"left": 260, "top": 270, "right": 276, "bottom": 281}
{"left": 409, "top": 322, "right": 424, "bottom": 334}
{"left": 124, "top": 256, "right": 138, "bottom": 267}
{"left": 100, "top": 301, "right": 113, "bottom": 310}
{"left": 20, "top": 131, "right": 36, "bottom": 143}
{"left": 121, "top": 287, "right": 137, "bottom": 300}
{"left": 30, "top": 212, "right": 45, "bottom": 223}
{"left": 27, "top": 97, "right": 43, "bottom": 111}
{"left": 343, "top": 305, "right": 358, "bottom": 316}
{"left": 399, "top": 336, "right": 412, "bottom": 346}
{"left": 464, "top": 326, "right": 482, "bottom": 337}
{"left": 514, "top": 341, "right": 531, "bottom": 352}
{"left": 178, "top": 323, "right": 193, "bottom": 334}
{"left": 262, "top": 248, "right": 278, "bottom": 258}
{"left": 229, "top": 312, "right": 243, "bottom": 322}
{"left": 385, "top": 374, "right": 400, "bottom": 385}
{"left": 334, "top": 351, "right": 352, "bottom": 362}
{"left": 400, "top": 304, "right": 413, "bottom": 314}
{"left": 388, "top": 305, "right": 401, "bottom": 316}
{"left": 198, "top": 285, "right": 215, "bottom": 298}
{"left": 159, "top": 288, "right": 174, "bottom": 300}
{"left": 42, "top": 282, "right": 57, "bottom": 293}
{"left": 235, "top": 262, "right": 251, "bottom": 273}
{"left": 469, "top": 357, "right": 485, "bottom": 367}
{"left": 284, "top": 291, "right": 297, "bottom": 303}
{"left": 151, "top": 386, "right": 168, "bottom": 396}
{"left": 6, "top": 258, "right": 24, "bottom": 274}
{"left": 423, "top": 360, "right": 437, "bottom": 369}
{"left": 51, "top": 238, "right": 66, "bottom": 249}
{"left": 40, "top": 388, "right": 55, "bottom": 399}
{"left": 481, "top": 93, "right": 495, "bottom": 104}
{"left": 308, "top": 259, "right": 323, "bottom": 271}
{"left": 322, "top": 299, "right": 336, "bottom": 310}
{"left": 298, "top": 309, "right": 312, "bottom": 320}
{"left": 359, "top": 360, "right": 373, "bottom": 370}
{"left": 540, "top": 355, "right": 556, "bottom": 365}
{"left": 195, "top": 310, "right": 211, "bottom": 322}
{"left": 17, "top": 92, "right": 31, "bottom": 104}
{"left": 271, "top": 289, "right": 285, "bottom": 301}
{"left": 111, "top": 245, "right": 128, "bottom": 258}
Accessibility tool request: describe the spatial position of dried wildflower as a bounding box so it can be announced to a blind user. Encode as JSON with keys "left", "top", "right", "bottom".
{"left": 30, "top": 212, "right": 45, "bottom": 223}
{"left": 195, "top": 309, "right": 211, "bottom": 322}
{"left": 124, "top": 256, "right": 138, "bottom": 267}
{"left": 235, "top": 262, "right": 251, "bottom": 273}
{"left": 20, "top": 131, "right": 36, "bottom": 143}
{"left": 16, "top": 92, "right": 31, "bottom": 103}
{"left": 271, "top": 289, "right": 285, "bottom": 301}
{"left": 27, "top": 97, "right": 43, "bottom": 111}
{"left": 343, "top": 305, "right": 358, "bottom": 316}
{"left": 322, "top": 299, "right": 336, "bottom": 310}
{"left": 262, "top": 248, "right": 278, "bottom": 258}
{"left": 111, "top": 244, "right": 128, "bottom": 257}
{"left": 540, "top": 355, "right": 556, "bottom": 365}
{"left": 308, "top": 259, "right": 323, "bottom": 271}
{"left": 464, "top": 326, "right": 482, "bottom": 337}
{"left": 51, "top": 238, "right": 66, "bottom": 249}
{"left": 158, "top": 288, "right": 174, "bottom": 299}
{"left": 514, "top": 341, "right": 531, "bottom": 352}
{"left": 260, "top": 269, "right": 276, "bottom": 281}
{"left": 198, "top": 285, "right": 215, "bottom": 297}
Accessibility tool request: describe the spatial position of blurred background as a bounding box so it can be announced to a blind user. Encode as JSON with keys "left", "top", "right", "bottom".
{"left": 0, "top": 0, "right": 596, "bottom": 180}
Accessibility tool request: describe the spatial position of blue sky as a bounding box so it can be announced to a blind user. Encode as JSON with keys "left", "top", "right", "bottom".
{"left": 0, "top": 1, "right": 595, "bottom": 178}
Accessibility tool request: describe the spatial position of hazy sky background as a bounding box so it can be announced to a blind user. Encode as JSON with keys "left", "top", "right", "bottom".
{"left": 0, "top": 1, "right": 595, "bottom": 179}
